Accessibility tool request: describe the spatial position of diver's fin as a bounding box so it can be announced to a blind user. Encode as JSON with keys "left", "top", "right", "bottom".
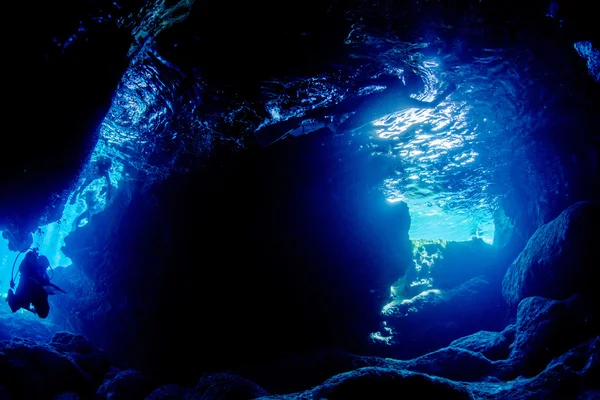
{"left": 43, "top": 283, "right": 67, "bottom": 295}
{"left": 254, "top": 117, "right": 302, "bottom": 147}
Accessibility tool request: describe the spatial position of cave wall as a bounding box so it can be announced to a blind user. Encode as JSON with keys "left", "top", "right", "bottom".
{"left": 1, "top": 15, "right": 133, "bottom": 249}
{"left": 493, "top": 39, "right": 600, "bottom": 256}
{"left": 0, "top": 0, "right": 195, "bottom": 251}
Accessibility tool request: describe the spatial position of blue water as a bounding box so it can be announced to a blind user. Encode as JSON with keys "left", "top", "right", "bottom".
{"left": 370, "top": 57, "right": 498, "bottom": 243}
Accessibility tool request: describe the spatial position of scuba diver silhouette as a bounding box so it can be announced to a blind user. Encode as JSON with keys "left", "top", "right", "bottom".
{"left": 6, "top": 248, "right": 66, "bottom": 318}
{"left": 254, "top": 72, "right": 456, "bottom": 147}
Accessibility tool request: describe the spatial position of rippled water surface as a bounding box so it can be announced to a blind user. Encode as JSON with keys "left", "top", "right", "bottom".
{"left": 254, "top": 44, "right": 525, "bottom": 243}
{"left": 369, "top": 50, "right": 522, "bottom": 243}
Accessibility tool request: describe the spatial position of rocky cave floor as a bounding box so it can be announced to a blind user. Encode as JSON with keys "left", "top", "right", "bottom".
{"left": 0, "top": 201, "right": 599, "bottom": 400}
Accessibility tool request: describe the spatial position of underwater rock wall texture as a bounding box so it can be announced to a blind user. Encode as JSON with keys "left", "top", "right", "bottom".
{"left": 0, "top": 4, "right": 133, "bottom": 250}
{"left": 503, "top": 201, "right": 600, "bottom": 308}
{"left": 0, "top": 0, "right": 195, "bottom": 251}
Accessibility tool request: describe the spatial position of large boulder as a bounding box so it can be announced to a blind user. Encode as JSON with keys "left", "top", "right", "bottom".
{"left": 0, "top": 337, "right": 92, "bottom": 399}
{"left": 507, "top": 295, "right": 598, "bottom": 377}
{"left": 502, "top": 201, "right": 600, "bottom": 309}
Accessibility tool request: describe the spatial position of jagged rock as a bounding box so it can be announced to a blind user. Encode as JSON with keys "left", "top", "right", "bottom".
{"left": 503, "top": 201, "right": 600, "bottom": 309}
{"left": 0, "top": 337, "right": 91, "bottom": 399}
{"left": 502, "top": 324, "right": 517, "bottom": 343}
{"left": 96, "top": 369, "right": 152, "bottom": 400}
{"left": 547, "top": 336, "right": 600, "bottom": 389}
{"left": 398, "top": 347, "right": 496, "bottom": 382}
{"left": 233, "top": 346, "right": 495, "bottom": 394}
{"left": 230, "top": 329, "right": 599, "bottom": 399}
{"left": 49, "top": 332, "right": 111, "bottom": 387}
{"left": 250, "top": 337, "right": 599, "bottom": 399}
{"left": 187, "top": 373, "right": 269, "bottom": 400}
{"left": 469, "top": 362, "right": 582, "bottom": 399}
{"left": 450, "top": 326, "right": 515, "bottom": 361}
{"left": 257, "top": 367, "right": 473, "bottom": 400}
{"left": 247, "top": 336, "right": 600, "bottom": 400}
{"left": 508, "top": 295, "right": 598, "bottom": 377}
{"left": 145, "top": 384, "right": 188, "bottom": 399}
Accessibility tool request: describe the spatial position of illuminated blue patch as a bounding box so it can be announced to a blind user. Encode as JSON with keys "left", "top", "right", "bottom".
{"left": 574, "top": 41, "right": 600, "bottom": 82}
{"left": 370, "top": 63, "right": 495, "bottom": 244}
{"left": 29, "top": 143, "right": 126, "bottom": 268}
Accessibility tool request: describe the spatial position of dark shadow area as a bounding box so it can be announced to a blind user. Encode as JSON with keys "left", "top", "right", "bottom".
{"left": 60, "top": 130, "right": 412, "bottom": 384}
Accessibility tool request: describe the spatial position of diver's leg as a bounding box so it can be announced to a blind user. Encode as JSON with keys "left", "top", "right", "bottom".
{"left": 7, "top": 288, "right": 33, "bottom": 313}
{"left": 31, "top": 294, "right": 49, "bottom": 319}
{"left": 11, "top": 280, "right": 36, "bottom": 313}
{"left": 6, "top": 289, "right": 21, "bottom": 312}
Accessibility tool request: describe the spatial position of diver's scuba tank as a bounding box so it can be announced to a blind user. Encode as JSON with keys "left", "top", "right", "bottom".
{"left": 9, "top": 247, "right": 38, "bottom": 289}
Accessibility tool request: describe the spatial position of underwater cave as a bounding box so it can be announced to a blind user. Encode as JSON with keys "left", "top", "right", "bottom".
{"left": 0, "top": 0, "right": 599, "bottom": 399}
